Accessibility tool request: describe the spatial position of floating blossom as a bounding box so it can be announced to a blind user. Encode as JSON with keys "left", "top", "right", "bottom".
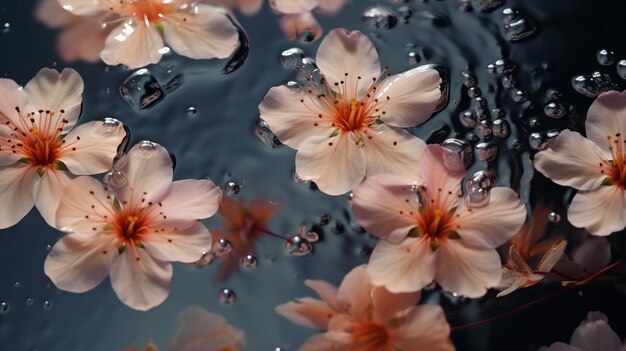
{"left": 351, "top": 145, "right": 526, "bottom": 298}
{"left": 50, "top": 0, "right": 240, "bottom": 68}
{"left": 44, "top": 142, "right": 221, "bottom": 311}
{"left": 0, "top": 68, "right": 126, "bottom": 228}
{"left": 539, "top": 311, "right": 624, "bottom": 351}
{"left": 214, "top": 0, "right": 263, "bottom": 16}
{"left": 535, "top": 90, "right": 626, "bottom": 236}
{"left": 259, "top": 28, "right": 443, "bottom": 195}
{"left": 276, "top": 265, "right": 455, "bottom": 351}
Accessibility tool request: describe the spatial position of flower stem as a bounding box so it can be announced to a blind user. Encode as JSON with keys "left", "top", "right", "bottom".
{"left": 257, "top": 227, "right": 289, "bottom": 242}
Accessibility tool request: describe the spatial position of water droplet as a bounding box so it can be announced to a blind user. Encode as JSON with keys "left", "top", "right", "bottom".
{"left": 0, "top": 301, "right": 9, "bottom": 313}
{"left": 473, "top": 0, "right": 503, "bottom": 12}
{"left": 414, "top": 11, "right": 450, "bottom": 26}
{"left": 492, "top": 119, "right": 510, "bottom": 139}
{"left": 597, "top": 49, "right": 615, "bottom": 66}
{"left": 544, "top": 102, "right": 566, "bottom": 119}
{"left": 120, "top": 69, "right": 164, "bottom": 110}
{"left": 464, "top": 170, "right": 495, "bottom": 208}
{"left": 255, "top": 119, "right": 284, "bottom": 149}
{"left": 459, "top": 111, "right": 478, "bottom": 128}
{"left": 468, "top": 87, "right": 482, "bottom": 98}
{"left": 103, "top": 169, "right": 127, "bottom": 188}
{"left": 13, "top": 281, "right": 20, "bottom": 288}
{"left": 42, "top": 300, "right": 52, "bottom": 310}
{"left": 442, "top": 138, "right": 473, "bottom": 168}
{"left": 475, "top": 142, "right": 498, "bottom": 161}
{"left": 280, "top": 48, "right": 306, "bottom": 69}
{"left": 617, "top": 60, "right": 626, "bottom": 80}
{"left": 186, "top": 106, "right": 197, "bottom": 116}
{"left": 407, "top": 51, "right": 420, "bottom": 64}
{"left": 25, "top": 297, "right": 33, "bottom": 306}
{"left": 397, "top": 6, "right": 414, "bottom": 22}
{"left": 284, "top": 235, "right": 313, "bottom": 256}
{"left": 529, "top": 130, "right": 560, "bottom": 151}
{"left": 486, "top": 63, "right": 497, "bottom": 74}
{"left": 478, "top": 120, "right": 493, "bottom": 138}
{"left": 225, "top": 181, "right": 241, "bottom": 195}
{"left": 501, "top": 8, "right": 537, "bottom": 42}
{"left": 136, "top": 140, "right": 159, "bottom": 158}
{"left": 494, "top": 59, "right": 516, "bottom": 74}
{"left": 572, "top": 72, "right": 618, "bottom": 97}
{"left": 240, "top": 254, "right": 258, "bottom": 268}
{"left": 362, "top": 7, "right": 398, "bottom": 29}
{"left": 295, "top": 58, "right": 318, "bottom": 84}
{"left": 548, "top": 212, "right": 561, "bottom": 224}
{"left": 501, "top": 74, "right": 516, "bottom": 89}
{"left": 46, "top": 244, "right": 52, "bottom": 251}
{"left": 219, "top": 288, "right": 236, "bottom": 304}
{"left": 461, "top": 71, "right": 476, "bottom": 88}
{"left": 304, "top": 231, "right": 320, "bottom": 243}
{"left": 512, "top": 89, "right": 529, "bottom": 103}
{"left": 320, "top": 214, "right": 331, "bottom": 226}
{"left": 458, "top": 0, "right": 472, "bottom": 11}
{"left": 99, "top": 117, "right": 121, "bottom": 134}
{"left": 214, "top": 239, "right": 232, "bottom": 257}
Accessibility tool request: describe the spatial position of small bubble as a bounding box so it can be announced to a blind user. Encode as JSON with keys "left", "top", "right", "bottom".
{"left": 186, "top": 106, "right": 197, "bottom": 116}
{"left": 461, "top": 71, "right": 476, "bottom": 88}
{"left": 468, "top": 87, "right": 482, "bottom": 98}
{"left": 617, "top": 60, "right": 626, "bottom": 80}
{"left": 494, "top": 59, "right": 516, "bottom": 74}
{"left": 280, "top": 48, "right": 306, "bottom": 69}
{"left": 459, "top": 111, "right": 478, "bottom": 129}
{"left": 2, "top": 22, "right": 10, "bottom": 34}
{"left": 548, "top": 212, "right": 561, "bottom": 224}
{"left": 214, "top": 239, "right": 232, "bottom": 257}
{"left": 512, "top": 89, "right": 529, "bottom": 103}
{"left": 442, "top": 138, "right": 473, "bottom": 168}
{"left": 46, "top": 244, "right": 52, "bottom": 251}
{"left": 0, "top": 301, "right": 9, "bottom": 313}
{"left": 362, "top": 7, "right": 398, "bottom": 29}
{"left": 320, "top": 214, "right": 331, "bottom": 225}
{"left": 25, "top": 297, "right": 33, "bottom": 306}
{"left": 597, "top": 49, "right": 615, "bottom": 66}
{"left": 42, "top": 300, "right": 52, "bottom": 310}
{"left": 284, "top": 235, "right": 313, "bottom": 256}
{"left": 501, "top": 74, "right": 516, "bottom": 89}
{"left": 544, "top": 102, "right": 566, "bottom": 119}
{"left": 492, "top": 119, "right": 510, "bottom": 139}
{"left": 219, "top": 288, "right": 236, "bottom": 304}
{"left": 136, "top": 141, "right": 158, "bottom": 158}
{"left": 407, "top": 51, "right": 420, "bottom": 64}
{"left": 240, "top": 254, "right": 258, "bottom": 268}
{"left": 103, "top": 169, "right": 127, "bottom": 188}
{"left": 225, "top": 181, "right": 241, "bottom": 195}
{"left": 13, "top": 281, "right": 20, "bottom": 288}
{"left": 478, "top": 120, "right": 492, "bottom": 138}
{"left": 475, "top": 142, "right": 498, "bottom": 161}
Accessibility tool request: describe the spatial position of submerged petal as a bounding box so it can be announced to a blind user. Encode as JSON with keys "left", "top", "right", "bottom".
{"left": 101, "top": 21, "right": 164, "bottom": 69}
{"left": 278, "top": 12, "right": 323, "bottom": 42}
{"left": 271, "top": 0, "right": 318, "bottom": 14}
{"left": 393, "top": 304, "right": 454, "bottom": 351}
{"left": 169, "top": 306, "right": 245, "bottom": 351}
{"left": 57, "top": 19, "right": 111, "bottom": 63}
{"left": 568, "top": 187, "right": 626, "bottom": 236}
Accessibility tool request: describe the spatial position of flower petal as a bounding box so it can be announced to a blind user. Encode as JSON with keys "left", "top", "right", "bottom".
{"left": 317, "top": 0, "right": 348, "bottom": 14}
{"left": 371, "top": 286, "right": 421, "bottom": 323}
{"left": 258, "top": 85, "right": 334, "bottom": 149}
{"left": 573, "top": 238, "right": 611, "bottom": 273}
{"left": 0, "top": 165, "right": 37, "bottom": 229}
{"left": 112, "top": 142, "right": 174, "bottom": 207}
{"left": 367, "top": 238, "right": 436, "bottom": 293}
{"left": 376, "top": 66, "right": 442, "bottom": 128}
{"left": 169, "top": 306, "right": 245, "bottom": 351}
{"left": 538, "top": 342, "right": 580, "bottom": 351}
{"left": 144, "top": 222, "right": 212, "bottom": 263}
{"left": 57, "top": 19, "right": 111, "bottom": 63}
{"left": 585, "top": 90, "right": 626, "bottom": 148}
{"left": 568, "top": 187, "right": 626, "bottom": 236}
{"left": 316, "top": 29, "right": 381, "bottom": 98}
{"left": 393, "top": 304, "right": 454, "bottom": 351}
{"left": 363, "top": 124, "right": 425, "bottom": 182}
{"left": 24, "top": 68, "right": 83, "bottom": 131}
{"left": 101, "top": 21, "right": 164, "bottom": 69}
{"left": 336, "top": 265, "right": 371, "bottom": 320}
{"left": 351, "top": 173, "right": 420, "bottom": 243}
{"left": 110, "top": 249, "right": 172, "bottom": 311}
{"left": 418, "top": 144, "right": 465, "bottom": 210}
{"left": 275, "top": 297, "right": 336, "bottom": 329}
{"left": 270, "top": 0, "right": 318, "bottom": 14}
{"left": 534, "top": 130, "right": 608, "bottom": 191}
{"left": 0, "top": 125, "right": 24, "bottom": 166}
{"left": 44, "top": 230, "right": 117, "bottom": 293}
{"left": 55, "top": 176, "right": 113, "bottom": 233}
{"left": 570, "top": 317, "right": 623, "bottom": 351}
{"left": 0, "top": 78, "right": 29, "bottom": 126}
{"left": 455, "top": 187, "right": 526, "bottom": 248}
{"left": 295, "top": 132, "right": 366, "bottom": 195}
{"left": 59, "top": 120, "right": 126, "bottom": 175}
{"left": 278, "top": 12, "right": 323, "bottom": 42}
{"left": 36, "top": 0, "right": 77, "bottom": 28}
{"left": 496, "top": 268, "right": 528, "bottom": 297}
{"left": 304, "top": 279, "right": 340, "bottom": 311}
{"left": 538, "top": 240, "right": 567, "bottom": 273}
{"left": 162, "top": 4, "right": 239, "bottom": 60}
{"left": 33, "top": 169, "right": 75, "bottom": 227}
{"left": 58, "top": 0, "right": 104, "bottom": 16}
{"left": 299, "top": 334, "right": 345, "bottom": 351}
{"left": 434, "top": 241, "right": 502, "bottom": 298}
{"left": 156, "top": 179, "right": 222, "bottom": 221}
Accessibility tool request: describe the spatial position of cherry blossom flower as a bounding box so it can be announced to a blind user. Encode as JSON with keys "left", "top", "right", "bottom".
{"left": 276, "top": 265, "right": 455, "bottom": 351}
{"left": 539, "top": 311, "right": 625, "bottom": 351}
{"left": 52, "top": 0, "right": 241, "bottom": 68}
{"left": 0, "top": 68, "right": 126, "bottom": 229}
{"left": 351, "top": 144, "right": 527, "bottom": 298}
{"left": 534, "top": 90, "right": 626, "bottom": 236}
{"left": 214, "top": 0, "right": 263, "bottom": 16}
{"left": 44, "top": 141, "right": 221, "bottom": 311}
{"left": 259, "top": 28, "right": 443, "bottom": 195}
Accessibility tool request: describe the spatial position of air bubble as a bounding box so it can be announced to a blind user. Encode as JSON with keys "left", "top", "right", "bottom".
{"left": 280, "top": 48, "right": 306, "bottom": 69}
{"left": 461, "top": 71, "right": 476, "bottom": 88}
{"left": 407, "top": 52, "right": 420, "bottom": 64}
{"left": 544, "top": 102, "right": 566, "bottom": 119}
{"left": 548, "top": 212, "right": 561, "bottom": 224}
{"left": 46, "top": 244, "right": 52, "bottom": 251}
{"left": 475, "top": 142, "right": 498, "bottom": 161}
{"left": 103, "top": 169, "right": 127, "bottom": 188}
{"left": 186, "top": 106, "right": 197, "bottom": 116}
{"left": 597, "top": 49, "right": 615, "bottom": 66}
{"left": 468, "top": 87, "right": 482, "bottom": 98}
{"left": 617, "top": 60, "right": 626, "bottom": 80}
{"left": 255, "top": 119, "right": 284, "bottom": 149}
{"left": 225, "top": 181, "right": 241, "bottom": 195}
{"left": 459, "top": 111, "right": 478, "bottom": 129}
{"left": 362, "top": 7, "right": 398, "bottom": 29}
{"left": 13, "top": 281, "right": 20, "bottom": 288}
{"left": 572, "top": 72, "right": 618, "bottom": 97}
{"left": 492, "top": 119, "right": 510, "bottom": 139}
{"left": 284, "top": 235, "right": 313, "bottom": 256}
{"left": 295, "top": 58, "right": 318, "bottom": 84}
{"left": 501, "top": 74, "right": 516, "bottom": 89}
{"left": 26, "top": 297, "right": 33, "bottom": 306}
{"left": 214, "top": 239, "right": 232, "bottom": 257}
{"left": 478, "top": 120, "right": 493, "bottom": 138}
{"left": 219, "top": 288, "right": 236, "bottom": 304}
{"left": 42, "top": 300, "right": 52, "bottom": 310}
{"left": 120, "top": 69, "right": 164, "bottom": 110}
{"left": 442, "top": 138, "right": 473, "bottom": 168}
{"left": 512, "top": 89, "right": 529, "bottom": 103}
{"left": 240, "top": 254, "right": 258, "bottom": 268}
{"left": 529, "top": 130, "right": 560, "bottom": 151}
{"left": 0, "top": 301, "right": 9, "bottom": 313}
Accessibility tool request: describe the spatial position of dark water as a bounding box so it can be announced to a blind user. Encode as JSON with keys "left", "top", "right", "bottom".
{"left": 1, "top": 0, "right": 626, "bottom": 350}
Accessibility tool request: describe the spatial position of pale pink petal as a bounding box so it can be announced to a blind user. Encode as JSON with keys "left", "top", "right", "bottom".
{"left": 101, "top": 21, "right": 164, "bottom": 69}
{"left": 169, "top": 306, "right": 245, "bottom": 351}
{"left": 0, "top": 78, "right": 29, "bottom": 126}
{"left": 538, "top": 343, "right": 580, "bottom": 351}
{"left": 58, "top": 0, "right": 104, "bottom": 16}
{"left": 35, "top": 0, "right": 77, "bottom": 28}
{"left": 534, "top": 130, "right": 608, "bottom": 191}
{"left": 112, "top": 142, "right": 173, "bottom": 207}
{"left": 506, "top": 244, "right": 533, "bottom": 274}
{"left": 25, "top": 68, "right": 83, "bottom": 132}
{"left": 351, "top": 173, "right": 420, "bottom": 243}
{"left": 538, "top": 240, "right": 567, "bottom": 273}
{"left": 278, "top": 13, "right": 323, "bottom": 42}
{"left": 316, "top": 0, "right": 348, "bottom": 14}
{"left": 495, "top": 268, "right": 527, "bottom": 297}
{"left": 57, "top": 19, "right": 111, "bottom": 63}
{"left": 162, "top": 4, "right": 239, "bottom": 60}
{"left": 59, "top": 120, "right": 126, "bottom": 175}
{"left": 455, "top": 187, "right": 526, "bottom": 248}
{"left": 276, "top": 297, "right": 336, "bottom": 329}
{"left": 371, "top": 286, "right": 421, "bottom": 323}
{"left": 367, "top": 238, "right": 436, "bottom": 293}
{"left": 573, "top": 238, "right": 611, "bottom": 273}
{"left": 304, "top": 279, "right": 341, "bottom": 311}
{"left": 157, "top": 179, "right": 222, "bottom": 221}
{"left": 393, "top": 304, "right": 454, "bottom": 351}
{"left": 585, "top": 90, "right": 626, "bottom": 149}
{"left": 44, "top": 230, "right": 117, "bottom": 293}
{"left": 375, "top": 66, "right": 442, "bottom": 128}
{"left": 568, "top": 187, "right": 626, "bottom": 236}
{"left": 144, "top": 222, "right": 212, "bottom": 263}
{"left": 295, "top": 133, "right": 366, "bottom": 195}
{"left": 299, "top": 334, "right": 346, "bottom": 351}
{"left": 55, "top": 176, "right": 113, "bottom": 233}
{"left": 270, "top": 0, "right": 318, "bottom": 14}
{"left": 570, "top": 317, "right": 623, "bottom": 351}
{"left": 258, "top": 85, "right": 334, "bottom": 149}
{"left": 435, "top": 241, "right": 502, "bottom": 298}
{"left": 110, "top": 249, "right": 173, "bottom": 311}
{"left": 238, "top": 0, "right": 263, "bottom": 16}
{"left": 0, "top": 125, "right": 24, "bottom": 166}
{"left": 316, "top": 29, "right": 381, "bottom": 98}
{"left": 0, "top": 165, "right": 37, "bottom": 229}
{"left": 33, "top": 168, "right": 75, "bottom": 227}
{"left": 336, "top": 265, "right": 371, "bottom": 319}
{"left": 418, "top": 144, "right": 465, "bottom": 210}
{"left": 363, "top": 124, "right": 425, "bottom": 182}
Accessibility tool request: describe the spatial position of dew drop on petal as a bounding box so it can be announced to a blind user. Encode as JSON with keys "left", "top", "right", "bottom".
{"left": 255, "top": 119, "right": 284, "bottom": 149}
{"left": 103, "top": 169, "right": 127, "bottom": 188}
{"left": 240, "top": 254, "right": 258, "bottom": 268}
{"left": 597, "top": 49, "right": 615, "bottom": 66}
{"left": 219, "top": 288, "right": 236, "bottom": 304}
{"left": 529, "top": 130, "right": 560, "bottom": 151}
{"left": 136, "top": 141, "right": 158, "bottom": 158}
{"left": 280, "top": 48, "right": 306, "bottom": 70}
{"left": 464, "top": 183, "right": 490, "bottom": 208}
{"left": 571, "top": 72, "right": 618, "bottom": 97}
{"left": 476, "top": 142, "right": 498, "bottom": 161}
{"left": 99, "top": 117, "right": 122, "bottom": 134}
{"left": 362, "top": 7, "right": 398, "bottom": 29}
{"left": 442, "top": 138, "right": 473, "bottom": 168}
{"left": 284, "top": 235, "right": 313, "bottom": 256}
{"left": 548, "top": 212, "right": 561, "bottom": 224}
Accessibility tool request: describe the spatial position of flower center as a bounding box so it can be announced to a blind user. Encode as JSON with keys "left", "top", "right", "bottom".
{"left": 409, "top": 187, "right": 462, "bottom": 250}
{"left": 113, "top": 209, "right": 149, "bottom": 243}
{"left": 350, "top": 322, "right": 392, "bottom": 351}
{"left": 603, "top": 133, "right": 626, "bottom": 188}
{"left": 109, "top": 0, "right": 174, "bottom": 22}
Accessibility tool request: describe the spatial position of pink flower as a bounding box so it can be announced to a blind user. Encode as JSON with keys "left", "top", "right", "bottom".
{"left": 351, "top": 145, "right": 527, "bottom": 298}
{"left": 0, "top": 68, "right": 126, "bottom": 228}
{"left": 271, "top": 0, "right": 350, "bottom": 42}
{"left": 53, "top": 0, "right": 241, "bottom": 68}
{"left": 259, "top": 28, "right": 443, "bottom": 195}
{"left": 276, "top": 265, "right": 455, "bottom": 351}
{"left": 44, "top": 141, "right": 221, "bottom": 311}
{"left": 534, "top": 90, "right": 626, "bottom": 236}
{"left": 539, "top": 311, "right": 625, "bottom": 351}
{"left": 214, "top": 0, "right": 264, "bottom": 16}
